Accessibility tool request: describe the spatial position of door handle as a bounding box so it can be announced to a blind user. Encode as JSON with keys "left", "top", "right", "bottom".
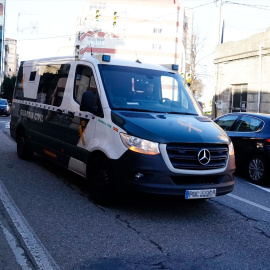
{"left": 67, "top": 111, "right": 74, "bottom": 118}
{"left": 56, "top": 109, "right": 63, "bottom": 115}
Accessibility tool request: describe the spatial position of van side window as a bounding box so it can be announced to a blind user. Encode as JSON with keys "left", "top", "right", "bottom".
{"left": 74, "top": 65, "right": 98, "bottom": 104}
{"left": 29, "top": 71, "right": 36, "bottom": 81}
{"left": 14, "top": 65, "right": 24, "bottom": 99}
{"left": 36, "top": 64, "right": 70, "bottom": 106}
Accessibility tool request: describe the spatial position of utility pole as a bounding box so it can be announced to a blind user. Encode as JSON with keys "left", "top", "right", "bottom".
{"left": 258, "top": 45, "right": 263, "bottom": 113}
{"left": 217, "top": 0, "right": 222, "bottom": 44}
{"left": 213, "top": 0, "right": 223, "bottom": 119}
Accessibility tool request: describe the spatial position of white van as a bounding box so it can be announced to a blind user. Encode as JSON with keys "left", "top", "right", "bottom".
{"left": 10, "top": 54, "right": 235, "bottom": 205}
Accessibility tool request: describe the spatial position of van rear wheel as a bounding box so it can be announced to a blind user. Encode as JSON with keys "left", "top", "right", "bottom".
{"left": 17, "top": 131, "right": 34, "bottom": 160}
{"left": 90, "top": 158, "right": 114, "bottom": 206}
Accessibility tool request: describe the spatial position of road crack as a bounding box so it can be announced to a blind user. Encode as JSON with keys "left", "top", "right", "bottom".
{"left": 254, "top": 226, "right": 270, "bottom": 239}
{"left": 211, "top": 199, "right": 270, "bottom": 239}
{"left": 115, "top": 214, "right": 169, "bottom": 256}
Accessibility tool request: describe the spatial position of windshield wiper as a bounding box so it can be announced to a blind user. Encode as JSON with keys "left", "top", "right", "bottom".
{"left": 115, "top": 108, "right": 162, "bottom": 113}
{"left": 166, "top": 111, "right": 198, "bottom": 115}
{"left": 113, "top": 108, "right": 198, "bottom": 115}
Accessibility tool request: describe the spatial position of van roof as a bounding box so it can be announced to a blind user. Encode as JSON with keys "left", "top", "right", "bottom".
{"left": 21, "top": 54, "right": 178, "bottom": 73}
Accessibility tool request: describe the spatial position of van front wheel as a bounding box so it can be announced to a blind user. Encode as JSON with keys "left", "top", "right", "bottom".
{"left": 17, "top": 131, "right": 34, "bottom": 160}
{"left": 90, "top": 159, "right": 114, "bottom": 206}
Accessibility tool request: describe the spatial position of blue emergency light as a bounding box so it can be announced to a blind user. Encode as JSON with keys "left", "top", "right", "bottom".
{"left": 172, "top": 64, "right": 179, "bottom": 71}
{"left": 102, "top": 55, "right": 111, "bottom": 62}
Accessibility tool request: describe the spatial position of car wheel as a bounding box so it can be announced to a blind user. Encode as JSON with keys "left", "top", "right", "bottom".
{"left": 90, "top": 158, "right": 114, "bottom": 206}
{"left": 17, "top": 130, "right": 34, "bottom": 160}
{"left": 247, "top": 155, "right": 268, "bottom": 184}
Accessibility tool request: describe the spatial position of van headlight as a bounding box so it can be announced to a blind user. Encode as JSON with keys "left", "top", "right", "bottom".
{"left": 120, "top": 133, "right": 160, "bottom": 155}
{"left": 229, "top": 141, "right": 234, "bottom": 156}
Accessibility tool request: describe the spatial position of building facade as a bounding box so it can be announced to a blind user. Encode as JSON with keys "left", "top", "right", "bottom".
{"left": 75, "top": 0, "right": 193, "bottom": 74}
{"left": 214, "top": 27, "right": 270, "bottom": 118}
{"left": 0, "top": 0, "right": 6, "bottom": 83}
{"left": 4, "top": 38, "right": 19, "bottom": 77}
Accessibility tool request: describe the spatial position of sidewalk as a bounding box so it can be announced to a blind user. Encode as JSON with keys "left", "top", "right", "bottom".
{"left": 0, "top": 207, "right": 34, "bottom": 270}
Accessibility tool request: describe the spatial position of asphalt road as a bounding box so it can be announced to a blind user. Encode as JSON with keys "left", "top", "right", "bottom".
{"left": 1, "top": 115, "right": 270, "bottom": 270}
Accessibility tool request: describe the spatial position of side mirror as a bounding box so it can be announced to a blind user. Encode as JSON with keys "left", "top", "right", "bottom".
{"left": 80, "top": 91, "right": 97, "bottom": 113}
{"left": 80, "top": 91, "right": 103, "bottom": 117}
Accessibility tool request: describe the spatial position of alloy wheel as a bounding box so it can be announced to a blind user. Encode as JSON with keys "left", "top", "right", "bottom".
{"left": 248, "top": 157, "right": 264, "bottom": 182}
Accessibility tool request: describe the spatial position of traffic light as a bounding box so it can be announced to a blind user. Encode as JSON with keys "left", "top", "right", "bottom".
{"left": 113, "top": 11, "right": 117, "bottom": 26}
{"left": 186, "top": 73, "right": 191, "bottom": 84}
{"left": 95, "top": 10, "right": 100, "bottom": 22}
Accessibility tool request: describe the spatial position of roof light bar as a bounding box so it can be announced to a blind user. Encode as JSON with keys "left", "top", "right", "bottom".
{"left": 160, "top": 64, "right": 179, "bottom": 71}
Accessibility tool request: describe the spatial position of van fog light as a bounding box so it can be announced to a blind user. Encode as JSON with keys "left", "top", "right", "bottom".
{"left": 135, "top": 173, "right": 144, "bottom": 179}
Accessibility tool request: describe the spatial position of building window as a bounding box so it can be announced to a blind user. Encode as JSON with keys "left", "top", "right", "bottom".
{"left": 231, "top": 84, "right": 248, "bottom": 112}
{"left": 88, "top": 37, "right": 104, "bottom": 48}
{"left": 152, "top": 44, "right": 161, "bottom": 50}
{"left": 96, "top": 38, "right": 105, "bottom": 47}
{"left": 89, "top": 3, "right": 106, "bottom": 11}
{"left": 153, "top": 28, "right": 162, "bottom": 34}
{"left": 116, "top": 39, "right": 125, "bottom": 47}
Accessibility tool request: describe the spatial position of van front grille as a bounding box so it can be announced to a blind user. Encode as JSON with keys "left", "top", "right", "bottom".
{"left": 166, "top": 143, "right": 228, "bottom": 170}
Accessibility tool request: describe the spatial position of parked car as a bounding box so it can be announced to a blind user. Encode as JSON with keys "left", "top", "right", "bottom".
{"left": 214, "top": 112, "right": 270, "bottom": 184}
{"left": 0, "top": 98, "right": 10, "bottom": 116}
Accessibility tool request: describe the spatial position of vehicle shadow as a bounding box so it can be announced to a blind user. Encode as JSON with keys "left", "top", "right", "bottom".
{"left": 31, "top": 154, "right": 224, "bottom": 215}
{"left": 234, "top": 170, "right": 270, "bottom": 188}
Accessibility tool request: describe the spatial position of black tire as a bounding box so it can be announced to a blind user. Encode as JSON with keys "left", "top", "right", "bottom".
{"left": 90, "top": 158, "right": 115, "bottom": 206}
{"left": 247, "top": 155, "right": 268, "bottom": 184}
{"left": 17, "top": 130, "right": 34, "bottom": 160}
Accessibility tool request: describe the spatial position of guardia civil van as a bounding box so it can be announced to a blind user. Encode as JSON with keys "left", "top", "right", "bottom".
{"left": 10, "top": 54, "right": 235, "bottom": 205}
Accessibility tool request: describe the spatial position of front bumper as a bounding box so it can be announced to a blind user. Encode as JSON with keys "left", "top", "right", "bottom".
{"left": 110, "top": 150, "right": 235, "bottom": 197}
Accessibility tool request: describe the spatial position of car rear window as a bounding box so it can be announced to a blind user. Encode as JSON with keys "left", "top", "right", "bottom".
{"left": 236, "top": 116, "right": 263, "bottom": 132}
{"left": 0, "top": 99, "right": 7, "bottom": 105}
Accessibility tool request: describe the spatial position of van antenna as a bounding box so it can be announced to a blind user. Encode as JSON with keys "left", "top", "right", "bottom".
{"left": 90, "top": 44, "right": 93, "bottom": 55}
{"left": 135, "top": 51, "right": 141, "bottom": 64}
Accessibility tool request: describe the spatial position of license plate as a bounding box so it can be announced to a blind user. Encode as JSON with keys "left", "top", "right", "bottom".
{"left": 185, "top": 189, "right": 216, "bottom": 199}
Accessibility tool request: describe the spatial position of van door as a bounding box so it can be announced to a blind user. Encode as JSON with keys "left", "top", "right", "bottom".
{"left": 32, "top": 63, "right": 70, "bottom": 163}
{"left": 62, "top": 63, "right": 101, "bottom": 172}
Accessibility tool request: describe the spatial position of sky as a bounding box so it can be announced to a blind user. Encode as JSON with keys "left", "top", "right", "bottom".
{"left": 4, "top": 0, "right": 270, "bottom": 101}
{"left": 5, "top": 0, "right": 85, "bottom": 60}
{"left": 180, "top": 0, "right": 270, "bottom": 101}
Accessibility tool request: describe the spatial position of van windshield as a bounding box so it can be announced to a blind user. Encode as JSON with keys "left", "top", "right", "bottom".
{"left": 98, "top": 64, "right": 202, "bottom": 115}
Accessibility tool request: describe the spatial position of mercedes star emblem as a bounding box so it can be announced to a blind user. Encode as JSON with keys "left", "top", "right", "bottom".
{"left": 198, "top": 149, "right": 211, "bottom": 165}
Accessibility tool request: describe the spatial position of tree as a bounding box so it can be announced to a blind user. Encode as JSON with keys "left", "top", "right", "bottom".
{"left": 185, "top": 33, "right": 207, "bottom": 99}
{"left": 0, "top": 76, "right": 16, "bottom": 102}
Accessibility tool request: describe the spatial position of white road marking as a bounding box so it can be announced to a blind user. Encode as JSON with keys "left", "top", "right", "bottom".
{"left": 227, "top": 193, "right": 270, "bottom": 213}
{"left": 249, "top": 183, "right": 270, "bottom": 193}
{"left": 0, "top": 220, "right": 32, "bottom": 270}
{"left": 0, "top": 120, "right": 10, "bottom": 128}
{"left": 0, "top": 180, "right": 60, "bottom": 270}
